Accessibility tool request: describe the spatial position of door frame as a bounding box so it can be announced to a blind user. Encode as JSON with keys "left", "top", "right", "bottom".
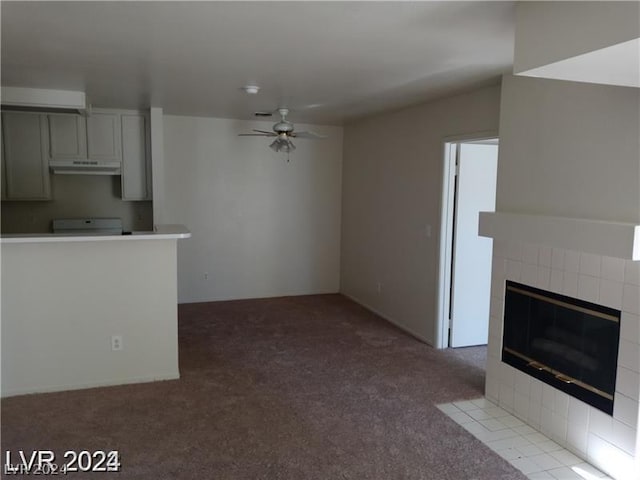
{"left": 434, "top": 130, "right": 499, "bottom": 349}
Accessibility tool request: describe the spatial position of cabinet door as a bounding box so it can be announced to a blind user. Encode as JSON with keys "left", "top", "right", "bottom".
{"left": 1, "top": 121, "right": 6, "bottom": 201}
{"left": 48, "top": 114, "right": 87, "bottom": 159}
{"left": 87, "top": 113, "right": 121, "bottom": 162}
{"left": 2, "top": 112, "right": 51, "bottom": 200}
{"left": 121, "top": 114, "right": 150, "bottom": 200}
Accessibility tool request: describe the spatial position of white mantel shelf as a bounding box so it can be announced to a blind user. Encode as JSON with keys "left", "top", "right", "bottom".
{"left": 1, "top": 224, "right": 191, "bottom": 244}
{"left": 479, "top": 212, "right": 640, "bottom": 261}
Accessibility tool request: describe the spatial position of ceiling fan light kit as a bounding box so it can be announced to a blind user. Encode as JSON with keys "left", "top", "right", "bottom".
{"left": 269, "top": 138, "right": 296, "bottom": 153}
{"left": 238, "top": 107, "right": 327, "bottom": 159}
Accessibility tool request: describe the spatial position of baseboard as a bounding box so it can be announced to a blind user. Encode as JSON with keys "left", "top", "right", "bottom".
{"left": 179, "top": 290, "right": 341, "bottom": 305}
{"left": 1, "top": 372, "right": 181, "bottom": 398}
{"left": 341, "top": 292, "right": 434, "bottom": 346}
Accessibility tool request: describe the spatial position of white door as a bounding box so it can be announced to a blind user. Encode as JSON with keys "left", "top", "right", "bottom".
{"left": 450, "top": 143, "right": 498, "bottom": 347}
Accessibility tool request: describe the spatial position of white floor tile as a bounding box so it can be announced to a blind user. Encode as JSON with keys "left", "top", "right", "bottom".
{"left": 511, "top": 457, "right": 543, "bottom": 475}
{"left": 501, "top": 415, "right": 526, "bottom": 428}
{"left": 516, "top": 443, "right": 544, "bottom": 457}
{"left": 571, "top": 463, "right": 607, "bottom": 478}
{"left": 547, "top": 466, "right": 584, "bottom": 479}
{"left": 448, "top": 411, "right": 475, "bottom": 425}
{"left": 528, "top": 472, "right": 555, "bottom": 480}
{"left": 453, "top": 400, "right": 479, "bottom": 411}
{"left": 549, "top": 449, "right": 582, "bottom": 467}
{"left": 497, "top": 447, "right": 524, "bottom": 461}
{"left": 479, "top": 417, "right": 509, "bottom": 431}
{"left": 483, "top": 406, "right": 510, "bottom": 418}
{"left": 538, "top": 440, "right": 563, "bottom": 453}
{"left": 461, "top": 421, "right": 489, "bottom": 436}
{"left": 513, "top": 424, "right": 537, "bottom": 435}
{"left": 524, "top": 432, "right": 551, "bottom": 444}
{"left": 486, "top": 438, "right": 512, "bottom": 451}
{"left": 436, "top": 403, "right": 460, "bottom": 414}
{"left": 529, "top": 453, "right": 564, "bottom": 470}
{"left": 476, "top": 428, "right": 520, "bottom": 442}
{"left": 505, "top": 434, "right": 532, "bottom": 447}
{"left": 438, "top": 398, "right": 607, "bottom": 480}
{"left": 471, "top": 398, "right": 495, "bottom": 409}
{"left": 467, "top": 409, "right": 493, "bottom": 421}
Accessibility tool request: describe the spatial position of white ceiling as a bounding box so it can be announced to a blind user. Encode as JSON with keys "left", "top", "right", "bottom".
{"left": 1, "top": 1, "right": 515, "bottom": 125}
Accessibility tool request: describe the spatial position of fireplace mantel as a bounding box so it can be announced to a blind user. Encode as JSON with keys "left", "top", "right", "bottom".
{"left": 479, "top": 212, "right": 640, "bottom": 261}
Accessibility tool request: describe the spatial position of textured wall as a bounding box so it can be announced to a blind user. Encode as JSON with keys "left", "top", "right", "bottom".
{"left": 1, "top": 239, "right": 180, "bottom": 396}
{"left": 340, "top": 85, "right": 501, "bottom": 344}
{"left": 162, "top": 115, "right": 343, "bottom": 303}
{"left": 514, "top": 2, "right": 639, "bottom": 74}
{"left": 497, "top": 75, "right": 640, "bottom": 223}
{"left": 1, "top": 174, "right": 152, "bottom": 234}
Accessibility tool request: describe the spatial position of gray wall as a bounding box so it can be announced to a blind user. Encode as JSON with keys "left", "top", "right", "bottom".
{"left": 161, "top": 115, "right": 344, "bottom": 304}
{"left": 514, "top": 1, "right": 639, "bottom": 74}
{"left": 497, "top": 74, "right": 640, "bottom": 223}
{"left": 340, "top": 84, "right": 501, "bottom": 344}
{"left": 2, "top": 238, "right": 179, "bottom": 396}
{"left": 1, "top": 174, "right": 152, "bottom": 233}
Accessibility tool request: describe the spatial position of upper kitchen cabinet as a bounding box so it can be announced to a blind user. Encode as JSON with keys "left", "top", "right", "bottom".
{"left": 49, "top": 111, "right": 122, "bottom": 163}
{"left": 48, "top": 113, "right": 87, "bottom": 160}
{"left": 2, "top": 112, "right": 51, "bottom": 200}
{"left": 2, "top": 108, "right": 151, "bottom": 201}
{"left": 87, "top": 112, "right": 121, "bottom": 162}
{"left": 121, "top": 113, "right": 151, "bottom": 201}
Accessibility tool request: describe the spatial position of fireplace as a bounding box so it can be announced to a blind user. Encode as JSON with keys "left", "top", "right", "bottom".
{"left": 502, "top": 280, "right": 621, "bottom": 414}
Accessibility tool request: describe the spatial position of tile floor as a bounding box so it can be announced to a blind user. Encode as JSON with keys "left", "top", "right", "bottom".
{"left": 437, "top": 398, "right": 613, "bottom": 480}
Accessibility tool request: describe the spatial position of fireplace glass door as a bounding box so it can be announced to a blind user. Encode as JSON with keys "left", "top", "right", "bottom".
{"left": 502, "top": 281, "right": 621, "bottom": 414}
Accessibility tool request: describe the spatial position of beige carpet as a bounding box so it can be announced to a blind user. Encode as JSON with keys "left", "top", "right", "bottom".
{"left": 1, "top": 294, "right": 526, "bottom": 479}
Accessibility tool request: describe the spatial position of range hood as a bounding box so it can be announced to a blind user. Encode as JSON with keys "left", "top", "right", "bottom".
{"left": 49, "top": 160, "right": 121, "bottom": 175}
{"left": 1, "top": 86, "right": 87, "bottom": 114}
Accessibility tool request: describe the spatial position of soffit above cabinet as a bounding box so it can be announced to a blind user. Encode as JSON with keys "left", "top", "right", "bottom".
{"left": 1, "top": 87, "right": 86, "bottom": 114}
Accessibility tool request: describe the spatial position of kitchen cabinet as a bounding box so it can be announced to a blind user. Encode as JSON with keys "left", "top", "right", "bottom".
{"left": 1, "top": 123, "right": 6, "bottom": 200}
{"left": 48, "top": 113, "right": 87, "bottom": 160}
{"left": 1, "top": 112, "right": 51, "bottom": 200}
{"left": 2, "top": 108, "right": 151, "bottom": 202}
{"left": 87, "top": 112, "right": 121, "bottom": 162}
{"left": 49, "top": 111, "right": 122, "bottom": 164}
{"left": 121, "top": 113, "right": 151, "bottom": 200}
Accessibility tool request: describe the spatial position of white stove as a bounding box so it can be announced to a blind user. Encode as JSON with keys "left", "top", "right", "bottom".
{"left": 52, "top": 218, "right": 123, "bottom": 235}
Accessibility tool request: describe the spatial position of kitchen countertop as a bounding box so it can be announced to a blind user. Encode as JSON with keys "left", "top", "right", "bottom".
{"left": 1, "top": 224, "right": 191, "bottom": 244}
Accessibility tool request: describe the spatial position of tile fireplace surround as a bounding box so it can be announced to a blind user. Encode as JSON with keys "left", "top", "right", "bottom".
{"left": 484, "top": 239, "right": 640, "bottom": 480}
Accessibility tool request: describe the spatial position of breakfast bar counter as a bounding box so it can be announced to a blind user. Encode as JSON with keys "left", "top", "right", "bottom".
{"left": 1, "top": 225, "right": 191, "bottom": 397}
{"left": 1, "top": 224, "right": 191, "bottom": 244}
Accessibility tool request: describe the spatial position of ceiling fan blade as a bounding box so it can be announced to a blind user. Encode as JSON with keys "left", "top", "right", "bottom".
{"left": 290, "top": 131, "right": 327, "bottom": 139}
{"left": 253, "top": 129, "right": 276, "bottom": 135}
{"left": 238, "top": 133, "right": 273, "bottom": 137}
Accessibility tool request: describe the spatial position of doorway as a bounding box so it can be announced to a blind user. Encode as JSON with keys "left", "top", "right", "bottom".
{"left": 436, "top": 136, "right": 499, "bottom": 349}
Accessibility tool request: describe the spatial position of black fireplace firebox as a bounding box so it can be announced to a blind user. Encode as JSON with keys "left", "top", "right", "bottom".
{"left": 502, "top": 281, "right": 621, "bottom": 414}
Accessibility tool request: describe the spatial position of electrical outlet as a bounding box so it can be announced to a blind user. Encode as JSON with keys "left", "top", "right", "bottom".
{"left": 111, "top": 335, "right": 123, "bottom": 351}
{"left": 204, "top": 272, "right": 209, "bottom": 280}
{"left": 377, "top": 282, "right": 383, "bottom": 294}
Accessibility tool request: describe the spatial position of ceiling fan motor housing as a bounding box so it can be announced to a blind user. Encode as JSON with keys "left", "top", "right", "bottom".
{"left": 273, "top": 121, "right": 294, "bottom": 134}
{"left": 273, "top": 107, "right": 294, "bottom": 134}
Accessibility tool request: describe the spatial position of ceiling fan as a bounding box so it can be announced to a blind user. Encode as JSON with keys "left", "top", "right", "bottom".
{"left": 238, "top": 108, "right": 326, "bottom": 156}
